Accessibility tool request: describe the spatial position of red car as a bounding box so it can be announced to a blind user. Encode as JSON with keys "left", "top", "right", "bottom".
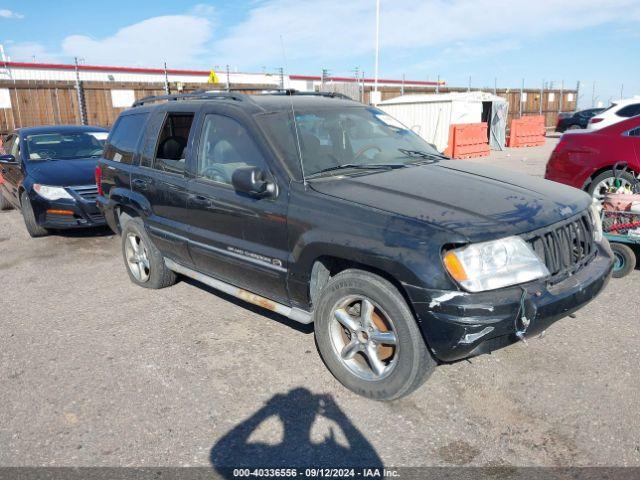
{"left": 545, "top": 115, "right": 640, "bottom": 200}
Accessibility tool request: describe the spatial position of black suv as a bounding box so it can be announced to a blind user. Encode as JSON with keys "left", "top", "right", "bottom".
{"left": 97, "top": 91, "right": 613, "bottom": 400}
{"left": 555, "top": 108, "right": 604, "bottom": 132}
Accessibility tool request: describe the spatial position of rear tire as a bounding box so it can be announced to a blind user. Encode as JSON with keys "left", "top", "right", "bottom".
{"left": 588, "top": 170, "right": 637, "bottom": 202}
{"left": 0, "top": 190, "right": 13, "bottom": 210}
{"left": 611, "top": 243, "right": 636, "bottom": 278}
{"left": 20, "top": 191, "right": 49, "bottom": 237}
{"left": 121, "top": 218, "right": 176, "bottom": 289}
{"left": 314, "top": 269, "right": 436, "bottom": 401}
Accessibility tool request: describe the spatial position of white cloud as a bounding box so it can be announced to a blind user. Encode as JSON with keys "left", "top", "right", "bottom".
{"left": 7, "top": 42, "right": 58, "bottom": 62}
{"left": 210, "top": 0, "right": 640, "bottom": 68}
{"left": 0, "top": 8, "right": 24, "bottom": 19}
{"left": 61, "top": 14, "right": 214, "bottom": 68}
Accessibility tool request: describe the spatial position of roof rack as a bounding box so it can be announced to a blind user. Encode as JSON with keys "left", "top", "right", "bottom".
{"left": 131, "top": 88, "right": 353, "bottom": 107}
{"left": 132, "top": 90, "right": 246, "bottom": 107}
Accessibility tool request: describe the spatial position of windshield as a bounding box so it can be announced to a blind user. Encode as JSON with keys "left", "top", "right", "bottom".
{"left": 24, "top": 131, "right": 108, "bottom": 161}
{"left": 256, "top": 106, "right": 443, "bottom": 179}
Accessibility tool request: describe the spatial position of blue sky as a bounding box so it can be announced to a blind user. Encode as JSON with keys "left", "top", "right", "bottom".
{"left": 1, "top": 0, "right": 639, "bottom": 107}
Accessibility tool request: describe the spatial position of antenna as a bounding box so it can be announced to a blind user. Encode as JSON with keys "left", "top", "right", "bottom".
{"left": 279, "top": 35, "right": 307, "bottom": 185}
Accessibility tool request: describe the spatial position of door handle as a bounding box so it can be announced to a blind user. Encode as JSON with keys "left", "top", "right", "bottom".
{"left": 132, "top": 178, "right": 150, "bottom": 190}
{"left": 189, "top": 195, "right": 213, "bottom": 208}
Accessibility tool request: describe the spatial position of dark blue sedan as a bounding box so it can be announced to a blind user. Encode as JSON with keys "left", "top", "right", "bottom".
{"left": 0, "top": 125, "right": 109, "bottom": 237}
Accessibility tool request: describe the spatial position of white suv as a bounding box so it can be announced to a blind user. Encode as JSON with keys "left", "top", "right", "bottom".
{"left": 587, "top": 97, "right": 640, "bottom": 130}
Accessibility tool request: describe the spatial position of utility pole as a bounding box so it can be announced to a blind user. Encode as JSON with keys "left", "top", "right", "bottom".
{"left": 74, "top": 57, "right": 87, "bottom": 126}
{"left": 559, "top": 80, "right": 564, "bottom": 114}
{"left": 277, "top": 67, "right": 284, "bottom": 90}
{"left": 373, "top": 0, "right": 380, "bottom": 104}
{"left": 493, "top": 77, "right": 497, "bottom": 95}
{"left": 592, "top": 81, "right": 596, "bottom": 107}
{"left": 519, "top": 78, "right": 524, "bottom": 118}
{"left": 321, "top": 68, "right": 329, "bottom": 90}
{"left": 620, "top": 83, "right": 624, "bottom": 100}
{"left": 575, "top": 80, "right": 580, "bottom": 112}
{"left": 226, "top": 64, "right": 231, "bottom": 92}
{"left": 436, "top": 74, "right": 440, "bottom": 94}
{"left": 539, "top": 79, "right": 544, "bottom": 115}
{"left": 163, "top": 62, "right": 170, "bottom": 95}
{"left": 401, "top": 73, "right": 405, "bottom": 95}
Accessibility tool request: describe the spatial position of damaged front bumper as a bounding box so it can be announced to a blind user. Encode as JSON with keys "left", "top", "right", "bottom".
{"left": 406, "top": 240, "right": 614, "bottom": 362}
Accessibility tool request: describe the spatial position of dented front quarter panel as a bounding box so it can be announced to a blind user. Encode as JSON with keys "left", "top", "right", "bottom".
{"left": 405, "top": 241, "right": 613, "bottom": 362}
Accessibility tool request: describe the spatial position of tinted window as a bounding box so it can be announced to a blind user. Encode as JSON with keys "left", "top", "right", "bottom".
{"left": 628, "top": 127, "right": 640, "bottom": 137}
{"left": 104, "top": 113, "right": 149, "bottom": 164}
{"left": 196, "top": 114, "right": 268, "bottom": 185}
{"left": 139, "top": 111, "right": 166, "bottom": 168}
{"left": 617, "top": 104, "right": 640, "bottom": 118}
{"left": 152, "top": 113, "right": 194, "bottom": 175}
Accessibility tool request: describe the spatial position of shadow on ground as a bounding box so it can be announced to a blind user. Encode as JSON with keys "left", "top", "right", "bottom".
{"left": 210, "top": 388, "right": 382, "bottom": 475}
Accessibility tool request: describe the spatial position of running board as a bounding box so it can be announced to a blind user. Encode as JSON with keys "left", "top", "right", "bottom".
{"left": 164, "top": 258, "right": 313, "bottom": 324}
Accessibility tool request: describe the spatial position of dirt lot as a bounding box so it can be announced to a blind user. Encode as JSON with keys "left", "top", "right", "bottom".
{"left": 1, "top": 138, "right": 639, "bottom": 469}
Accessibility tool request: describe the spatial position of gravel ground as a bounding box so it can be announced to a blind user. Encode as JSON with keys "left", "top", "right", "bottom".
{"left": 1, "top": 138, "right": 639, "bottom": 469}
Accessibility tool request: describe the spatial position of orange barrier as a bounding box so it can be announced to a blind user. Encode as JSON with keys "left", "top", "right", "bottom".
{"left": 444, "top": 123, "right": 490, "bottom": 159}
{"left": 507, "top": 115, "right": 546, "bottom": 148}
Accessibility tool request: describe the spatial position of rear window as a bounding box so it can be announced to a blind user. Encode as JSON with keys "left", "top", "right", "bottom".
{"left": 616, "top": 104, "right": 640, "bottom": 118}
{"left": 104, "top": 113, "right": 149, "bottom": 164}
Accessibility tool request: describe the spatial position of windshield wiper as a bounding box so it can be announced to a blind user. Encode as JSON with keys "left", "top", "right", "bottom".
{"left": 398, "top": 149, "right": 448, "bottom": 163}
{"left": 307, "top": 163, "right": 406, "bottom": 178}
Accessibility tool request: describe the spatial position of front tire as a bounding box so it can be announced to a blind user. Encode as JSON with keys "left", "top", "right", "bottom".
{"left": 121, "top": 218, "right": 176, "bottom": 289}
{"left": 611, "top": 243, "right": 636, "bottom": 278}
{"left": 20, "top": 191, "right": 49, "bottom": 237}
{"left": 314, "top": 269, "right": 436, "bottom": 401}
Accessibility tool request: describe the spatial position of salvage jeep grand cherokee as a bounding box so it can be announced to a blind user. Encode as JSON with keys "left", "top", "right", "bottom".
{"left": 96, "top": 91, "right": 613, "bottom": 400}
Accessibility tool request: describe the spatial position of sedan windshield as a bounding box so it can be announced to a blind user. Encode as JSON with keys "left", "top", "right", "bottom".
{"left": 256, "top": 106, "right": 444, "bottom": 179}
{"left": 25, "top": 131, "right": 108, "bottom": 160}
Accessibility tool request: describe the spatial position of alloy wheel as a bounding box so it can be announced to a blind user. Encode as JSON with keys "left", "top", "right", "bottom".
{"left": 328, "top": 295, "right": 399, "bottom": 381}
{"left": 125, "top": 233, "right": 150, "bottom": 282}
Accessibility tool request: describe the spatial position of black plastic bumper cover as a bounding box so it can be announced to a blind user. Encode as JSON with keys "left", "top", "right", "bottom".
{"left": 406, "top": 241, "right": 614, "bottom": 362}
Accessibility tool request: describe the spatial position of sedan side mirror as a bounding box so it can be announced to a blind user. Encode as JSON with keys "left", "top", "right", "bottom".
{"left": 231, "top": 166, "right": 277, "bottom": 199}
{"left": 0, "top": 154, "right": 17, "bottom": 164}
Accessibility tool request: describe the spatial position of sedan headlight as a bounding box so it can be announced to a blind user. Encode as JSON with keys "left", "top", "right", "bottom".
{"left": 33, "top": 184, "right": 74, "bottom": 201}
{"left": 589, "top": 202, "right": 603, "bottom": 242}
{"left": 443, "top": 236, "right": 550, "bottom": 292}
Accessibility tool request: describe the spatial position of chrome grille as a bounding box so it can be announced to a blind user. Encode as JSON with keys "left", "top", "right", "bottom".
{"left": 522, "top": 211, "right": 596, "bottom": 282}
{"left": 70, "top": 185, "right": 99, "bottom": 201}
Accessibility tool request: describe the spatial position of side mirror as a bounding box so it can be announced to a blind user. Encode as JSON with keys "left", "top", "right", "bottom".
{"left": 0, "top": 154, "right": 17, "bottom": 164}
{"left": 231, "top": 166, "right": 277, "bottom": 199}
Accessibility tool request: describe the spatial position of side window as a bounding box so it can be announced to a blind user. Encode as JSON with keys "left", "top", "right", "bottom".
{"left": 104, "top": 113, "right": 149, "bottom": 164}
{"left": 152, "top": 113, "right": 194, "bottom": 175}
{"left": 628, "top": 127, "right": 640, "bottom": 137}
{"left": 617, "top": 104, "right": 640, "bottom": 118}
{"left": 196, "top": 114, "right": 268, "bottom": 185}
{"left": 10, "top": 135, "right": 20, "bottom": 159}
{"left": 139, "top": 111, "right": 166, "bottom": 168}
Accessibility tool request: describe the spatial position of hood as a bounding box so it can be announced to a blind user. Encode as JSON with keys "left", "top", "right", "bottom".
{"left": 310, "top": 161, "right": 591, "bottom": 242}
{"left": 26, "top": 158, "right": 98, "bottom": 187}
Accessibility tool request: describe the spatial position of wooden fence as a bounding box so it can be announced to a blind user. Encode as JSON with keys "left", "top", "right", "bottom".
{"left": 0, "top": 79, "right": 577, "bottom": 134}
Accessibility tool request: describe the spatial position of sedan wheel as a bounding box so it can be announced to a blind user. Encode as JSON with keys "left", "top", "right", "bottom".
{"left": 588, "top": 170, "right": 637, "bottom": 202}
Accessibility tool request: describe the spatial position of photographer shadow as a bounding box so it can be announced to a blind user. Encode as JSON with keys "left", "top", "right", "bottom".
{"left": 210, "top": 388, "right": 382, "bottom": 474}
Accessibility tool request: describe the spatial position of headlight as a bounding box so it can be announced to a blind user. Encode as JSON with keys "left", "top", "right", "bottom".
{"left": 589, "top": 202, "right": 603, "bottom": 242}
{"left": 33, "top": 184, "right": 74, "bottom": 201}
{"left": 443, "top": 236, "right": 550, "bottom": 292}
